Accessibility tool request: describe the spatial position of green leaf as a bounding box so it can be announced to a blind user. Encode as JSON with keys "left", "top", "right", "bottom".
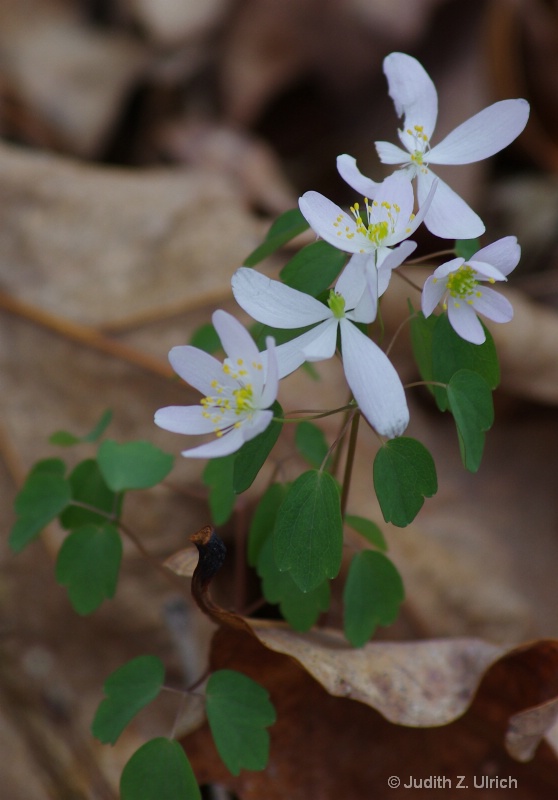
{"left": 244, "top": 209, "right": 309, "bottom": 267}
{"left": 274, "top": 470, "right": 343, "bottom": 592}
{"left": 247, "top": 482, "right": 289, "bottom": 567}
{"left": 345, "top": 514, "right": 387, "bottom": 552}
{"left": 205, "top": 670, "right": 276, "bottom": 776}
{"left": 257, "top": 537, "right": 330, "bottom": 631}
{"left": 447, "top": 369, "right": 494, "bottom": 472}
{"left": 294, "top": 421, "right": 330, "bottom": 469}
{"left": 431, "top": 314, "right": 499, "bottom": 410}
{"left": 455, "top": 238, "right": 480, "bottom": 259}
{"left": 10, "top": 470, "right": 72, "bottom": 552}
{"left": 373, "top": 437, "right": 437, "bottom": 527}
{"left": 55, "top": 523, "right": 122, "bottom": 614}
{"left": 60, "top": 459, "right": 118, "bottom": 529}
{"left": 202, "top": 455, "right": 236, "bottom": 525}
{"left": 280, "top": 241, "right": 346, "bottom": 296}
{"left": 50, "top": 409, "right": 113, "bottom": 446}
{"left": 343, "top": 551, "right": 405, "bottom": 647}
{"left": 190, "top": 322, "right": 221, "bottom": 354}
{"left": 233, "top": 402, "right": 283, "bottom": 493}
{"left": 92, "top": 656, "right": 165, "bottom": 745}
{"left": 120, "top": 738, "right": 201, "bottom": 800}
{"left": 409, "top": 307, "right": 437, "bottom": 390}
{"left": 29, "top": 457, "right": 67, "bottom": 477}
{"left": 98, "top": 440, "right": 174, "bottom": 491}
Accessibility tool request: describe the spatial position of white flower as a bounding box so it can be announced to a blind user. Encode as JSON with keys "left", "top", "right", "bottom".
{"left": 421, "top": 236, "right": 520, "bottom": 344}
{"left": 154, "top": 310, "right": 279, "bottom": 458}
{"left": 338, "top": 52, "right": 530, "bottom": 239}
{"left": 231, "top": 266, "right": 409, "bottom": 438}
{"left": 299, "top": 172, "right": 434, "bottom": 313}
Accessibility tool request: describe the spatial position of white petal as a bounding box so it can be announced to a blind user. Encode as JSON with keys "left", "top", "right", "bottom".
{"left": 232, "top": 267, "right": 329, "bottom": 328}
{"left": 268, "top": 339, "right": 307, "bottom": 379}
{"left": 447, "top": 302, "right": 485, "bottom": 344}
{"left": 383, "top": 52, "right": 438, "bottom": 138}
{"left": 294, "top": 318, "right": 339, "bottom": 361}
{"left": 337, "top": 154, "right": 381, "bottom": 197}
{"left": 259, "top": 336, "right": 279, "bottom": 408}
{"left": 299, "top": 191, "right": 366, "bottom": 254}
{"left": 375, "top": 140, "right": 410, "bottom": 165}
{"left": 432, "top": 256, "right": 465, "bottom": 279}
{"left": 373, "top": 172, "right": 415, "bottom": 232}
{"left": 180, "top": 427, "right": 248, "bottom": 459}
{"left": 212, "top": 309, "right": 259, "bottom": 365}
{"left": 421, "top": 275, "right": 446, "bottom": 317}
{"left": 417, "top": 170, "right": 485, "bottom": 239}
{"left": 427, "top": 99, "right": 530, "bottom": 165}
{"left": 473, "top": 286, "right": 514, "bottom": 323}
{"left": 154, "top": 405, "right": 216, "bottom": 435}
{"left": 340, "top": 319, "right": 409, "bottom": 438}
{"left": 472, "top": 236, "right": 520, "bottom": 277}
{"left": 468, "top": 260, "right": 508, "bottom": 283}
{"left": 336, "top": 252, "right": 370, "bottom": 307}
{"left": 168, "top": 346, "right": 229, "bottom": 395}
{"left": 377, "top": 240, "right": 417, "bottom": 296}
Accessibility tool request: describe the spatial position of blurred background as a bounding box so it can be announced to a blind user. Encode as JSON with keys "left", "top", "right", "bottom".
{"left": 2, "top": 0, "right": 558, "bottom": 797}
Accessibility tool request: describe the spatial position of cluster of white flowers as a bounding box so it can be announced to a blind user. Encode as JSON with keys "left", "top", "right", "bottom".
{"left": 156, "top": 52, "right": 529, "bottom": 456}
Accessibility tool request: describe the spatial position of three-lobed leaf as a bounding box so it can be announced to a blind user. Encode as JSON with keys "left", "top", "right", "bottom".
{"left": 345, "top": 514, "right": 387, "bottom": 552}
{"left": 233, "top": 402, "right": 283, "bottom": 494}
{"left": 98, "top": 440, "right": 174, "bottom": 491}
{"left": 294, "top": 420, "right": 330, "bottom": 469}
{"left": 205, "top": 669, "right": 276, "bottom": 776}
{"left": 279, "top": 241, "right": 346, "bottom": 296}
{"left": 373, "top": 437, "right": 437, "bottom": 527}
{"left": 343, "top": 551, "right": 405, "bottom": 647}
{"left": 92, "top": 655, "right": 165, "bottom": 745}
{"left": 247, "top": 482, "right": 289, "bottom": 567}
{"left": 273, "top": 470, "right": 343, "bottom": 592}
{"left": 447, "top": 369, "right": 494, "bottom": 472}
{"left": 60, "top": 458, "right": 118, "bottom": 529}
{"left": 50, "top": 409, "right": 113, "bottom": 446}
{"left": 244, "top": 208, "right": 309, "bottom": 267}
{"left": 120, "top": 738, "right": 201, "bottom": 800}
{"left": 203, "top": 455, "right": 236, "bottom": 525}
{"left": 55, "top": 523, "right": 122, "bottom": 614}
{"left": 10, "top": 465, "right": 72, "bottom": 552}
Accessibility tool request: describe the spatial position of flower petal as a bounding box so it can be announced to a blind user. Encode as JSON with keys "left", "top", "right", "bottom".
{"left": 472, "top": 236, "right": 520, "bottom": 277}
{"left": 377, "top": 240, "right": 417, "bottom": 296}
{"left": 468, "top": 260, "right": 508, "bottom": 283}
{"left": 372, "top": 172, "right": 415, "bottom": 236}
{"left": 336, "top": 154, "right": 381, "bottom": 197}
{"left": 168, "top": 346, "right": 230, "bottom": 395}
{"left": 421, "top": 275, "right": 447, "bottom": 317}
{"left": 447, "top": 301, "right": 485, "bottom": 344}
{"left": 212, "top": 309, "right": 259, "bottom": 365}
{"left": 232, "top": 267, "right": 329, "bottom": 328}
{"left": 417, "top": 170, "right": 485, "bottom": 238}
{"left": 473, "top": 286, "right": 514, "bottom": 323}
{"left": 299, "top": 191, "right": 366, "bottom": 254}
{"left": 383, "top": 52, "right": 438, "bottom": 139}
{"left": 336, "top": 253, "right": 370, "bottom": 308}
{"left": 374, "top": 141, "right": 410, "bottom": 165}
{"left": 259, "top": 336, "right": 279, "bottom": 407}
{"left": 432, "top": 256, "right": 465, "bottom": 279}
{"left": 339, "top": 319, "right": 409, "bottom": 438}
{"left": 154, "top": 405, "right": 216, "bottom": 435}
{"left": 179, "top": 427, "right": 248, "bottom": 459}
{"left": 427, "top": 99, "right": 530, "bottom": 165}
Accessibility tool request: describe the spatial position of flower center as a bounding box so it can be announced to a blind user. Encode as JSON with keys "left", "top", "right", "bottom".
{"left": 201, "top": 357, "right": 262, "bottom": 435}
{"left": 406, "top": 124, "right": 430, "bottom": 168}
{"left": 327, "top": 290, "right": 346, "bottom": 319}
{"left": 445, "top": 264, "right": 479, "bottom": 300}
{"left": 348, "top": 198, "right": 401, "bottom": 246}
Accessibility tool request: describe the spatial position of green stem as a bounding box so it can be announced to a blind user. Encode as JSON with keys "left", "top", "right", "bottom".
{"left": 340, "top": 411, "right": 360, "bottom": 518}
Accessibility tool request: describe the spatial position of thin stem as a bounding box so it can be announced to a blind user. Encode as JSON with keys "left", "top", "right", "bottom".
{"left": 274, "top": 403, "right": 355, "bottom": 423}
{"left": 385, "top": 313, "right": 412, "bottom": 357}
{"left": 340, "top": 411, "right": 360, "bottom": 518}
{"left": 394, "top": 269, "right": 423, "bottom": 293}
{"left": 405, "top": 380, "right": 447, "bottom": 390}
{"left": 406, "top": 248, "right": 455, "bottom": 265}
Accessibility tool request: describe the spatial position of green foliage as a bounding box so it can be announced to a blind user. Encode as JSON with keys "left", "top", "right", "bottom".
{"left": 256, "top": 537, "right": 330, "bottom": 631}
{"left": 120, "top": 738, "right": 201, "bottom": 800}
{"left": 60, "top": 459, "right": 118, "bottom": 529}
{"left": 97, "top": 440, "right": 174, "bottom": 491}
{"left": 345, "top": 514, "right": 387, "bottom": 552}
{"left": 244, "top": 208, "right": 309, "bottom": 267}
{"left": 373, "top": 437, "right": 437, "bottom": 527}
{"left": 202, "top": 455, "right": 236, "bottom": 525}
{"left": 409, "top": 307, "right": 437, "bottom": 391}
{"left": 49, "top": 409, "right": 113, "bottom": 446}
{"left": 447, "top": 369, "right": 494, "bottom": 472}
{"left": 205, "top": 670, "right": 276, "bottom": 776}
{"left": 10, "top": 466, "right": 72, "bottom": 552}
{"left": 295, "top": 420, "right": 330, "bottom": 469}
{"left": 280, "top": 241, "right": 346, "bottom": 296}
{"left": 343, "top": 551, "right": 405, "bottom": 647}
{"left": 431, "top": 314, "right": 499, "bottom": 410}
{"left": 233, "top": 402, "right": 283, "bottom": 493}
{"left": 92, "top": 656, "right": 165, "bottom": 745}
{"left": 247, "top": 482, "right": 289, "bottom": 567}
{"left": 455, "top": 238, "right": 480, "bottom": 259}
{"left": 274, "top": 470, "right": 343, "bottom": 592}
{"left": 189, "top": 322, "right": 221, "bottom": 354}
{"left": 55, "top": 523, "right": 122, "bottom": 614}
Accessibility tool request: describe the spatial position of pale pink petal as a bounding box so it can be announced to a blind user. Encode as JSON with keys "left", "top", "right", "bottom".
{"left": 421, "top": 275, "right": 447, "bottom": 317}
{"left": 232, "top": 267, "right": 329, "bottom": 328}
{"left": 168, "top": 346, "right": 230, "bottom": 395}
{"left": 417, "top": 170, "right": 485, "bottom": 238}
{"left": 427, "top": 99, "right": 530, "bottom": 165}
{"left": 154, "top": 405, "right": 216, "bottom": 435}
{"left": 383, "top": 52, "right": 438, "bottom": 139}
{"left": 473, "top": 286, "right": 514, "bottom": 323}
{"left": 337, "top": 154, "right": 380, "bottom": 197}
{"left": 298, "top": 191, "right": 365, "bottom": 254}
{"left": 472, "top": 236, "right": 520, "bottom": 277}
{"left": 447, "top": 301, "right": 485, "bottom": 344}
{"left": 340, "top": 319, "right": 409, "bottom": 438}
{"left": 212, "top": 309, "right": 259, "bottom": 365}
